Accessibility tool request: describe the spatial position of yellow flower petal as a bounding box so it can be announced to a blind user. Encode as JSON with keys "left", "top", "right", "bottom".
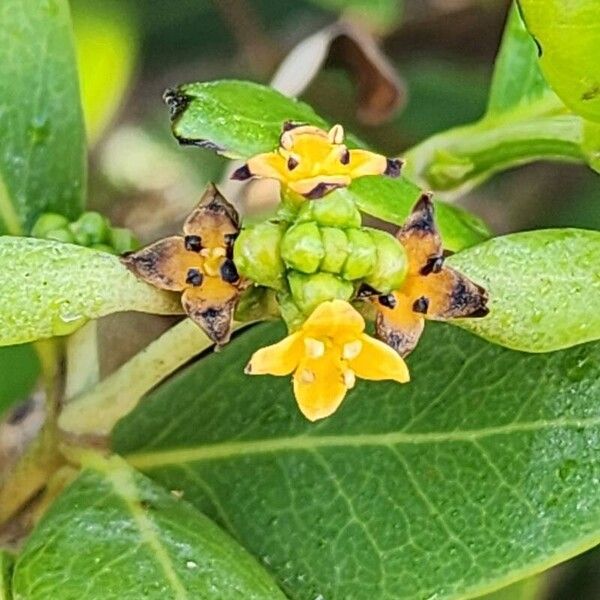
{"left": 288, "top": 175, "right": 351, "bottom": 198}
{"left": 246, "top": 152, "right": 288, "bottom": 180}
{"left": 346, "top": 149, "right": 388, "bottom": 178}
{"left": 293, "top": 354, "right": 348, "bottom": 421}
{"left": 303, "top": 299, "right": 364, "bottom": 340}
{"left": 246, "top": 331, "right": 303, "bottom": 376}
{"left": 348, "top": 333, "right": 410, "bottom": 383}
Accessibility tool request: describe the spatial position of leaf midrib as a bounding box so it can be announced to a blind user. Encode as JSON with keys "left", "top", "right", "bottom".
{"left": 125, "top": 414, "right": 600, "bottom": 469}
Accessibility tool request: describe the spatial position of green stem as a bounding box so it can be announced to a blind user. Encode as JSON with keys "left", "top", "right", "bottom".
{"left": 403, "top": 106, "right": 585, "bottom": 196}
{"left": 59, "top": 320, "right": 251, "bottom": 439}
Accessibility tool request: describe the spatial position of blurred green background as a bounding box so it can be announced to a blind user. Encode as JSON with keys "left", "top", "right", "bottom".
{"left": 1, "top": 0, "right": 597, "bottom": 596}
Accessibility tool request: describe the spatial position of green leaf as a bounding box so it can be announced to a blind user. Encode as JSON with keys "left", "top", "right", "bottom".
{"left": 0, "top": 0, "right": 86, "bottom": 234}
{"left": 448, "top": 229, "right": 600, "bottom": 352}
{"left": 0, "top": 344, "right": 40, "bottom": 418}
{"left": 519, "top": 0, "right": 600, "bottom": 123}
{"left": 12, "top": 456, "right": 285, "bottom": 599}
{"left": 115, "top": 321, "right": 600, "bottom": 600}
{"left": 0, "top": 551, "right": 13, "bottom": 600}
{"left": 341, "top": 177, "right": 491, "bottom": 251}
{"left": 169, "top": 80, "right": 327, "bottom": 158}
{"left": 487, "top": 3, "right": 551, "bottom": 114}
{"left": 0, "top": 237, "right": 180, "bottom": 346}
{"left": 403, "top": 3, "right": 599, "bottom": 192}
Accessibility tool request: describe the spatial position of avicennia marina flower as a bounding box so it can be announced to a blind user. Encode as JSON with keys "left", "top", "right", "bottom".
{"left": 374, "top": 194, "right": 489, "bottom": 357}
{"left": 231, "top": 122, "right": 402, "bottom": 199}
{"left": 245, "top": 300, "right": 409, "bottom": 421}
{"left": 122, "top": 184, "right": 246, "bottom": 345}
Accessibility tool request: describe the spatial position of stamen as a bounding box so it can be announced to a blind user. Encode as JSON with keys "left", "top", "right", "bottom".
{"left": 342, "top": 340, "right": 362, "bottom": 360}
{"left": 304, "top": 337, "right": 325, "bottom": 359}
{"left": 287, "top": 156, "right": 299, "bottom": 171}
{"left": 280, "top": 131, "right": 294, "bottom": 150}
{"left": 300, "top": 369, "right": 316, "bottom": 383}
{"left": 339, "top": 147, "right": 350, "bottom": 165}
{"left": 412, "top": 296, "right": 429, "bottom": 314}
{"left": 343, "top": 369, "right": 356, "bottom": 389}
{"left": 328, "top": 124, "right": 344, "bottom": 145}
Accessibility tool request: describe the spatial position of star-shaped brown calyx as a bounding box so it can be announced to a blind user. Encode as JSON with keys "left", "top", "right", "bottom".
{"left": 122, "top": 183, "right": 246, "bottom": 345}
{"left": 374, "top": 193, "right": 489, "bottom": 357}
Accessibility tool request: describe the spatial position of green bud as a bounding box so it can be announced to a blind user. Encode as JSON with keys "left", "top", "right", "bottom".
{"left": 277, "top": 291, "right": 306, "bottom": 332}
{"left": 364, "top": 228, "right": 408, "bottom": 293}
{"left": 281, "top": 221, "right": 324, "bottom": 274}
{"left": 110, "top": 227, "right": 139, "bottom": 254}
{"left": 31, "top": 213, "right": 69, "bottom": 238}
{"left": 45, "top": 227, "right": 75, "bottom": 244}
{"left": 234, "top": 221, "right": 286, "bottom": 289}
{"left": 90, "top": 243, "right": 116, "bottom": 254}
{"left": 69, "top": 211, "right": 110, "bottom": 246}
{"left": 343, "top": 228, "right": 376, "bottom": 280}
{"left": 288, "top": 270, "right": 354, "bottom": 316}
{"left": 297, "top": 193, "right": 361, "bottom": 228}
{"left": 320, "top": 227, "right": 348, "bottom": 273}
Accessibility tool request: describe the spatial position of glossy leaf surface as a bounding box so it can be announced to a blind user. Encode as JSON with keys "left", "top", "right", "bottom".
{"left": 12, "top": 457, "right": 285, "bottom": 599}
{"left": 0, "top": 237, "right": 180, "bottom": 346}
{"left": 116, "top": 322, "right": 600, "bottom": 600}
{"left": 0, "top": 0, "right": 85, "bottom": 234}
{"left": 449, "top": 229, "right": 600, "bottom": 352}
{"left": 519, "top": 0, "right": 600, "bottom": 123}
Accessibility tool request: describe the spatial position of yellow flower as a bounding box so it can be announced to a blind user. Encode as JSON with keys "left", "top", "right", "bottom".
{"left": 374, "top": 194, "right": 489, "bottom": 357}
{"left": 232, "top": 122, "right": 402, "bottom": 199}
{"left": 245, "top": 299, "right": 409, "bottom": 421}
{"left": 122, "top": 184, "right": 246, "bottom": 345}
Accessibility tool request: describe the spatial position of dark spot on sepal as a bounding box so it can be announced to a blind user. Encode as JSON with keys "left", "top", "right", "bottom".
{"left": 220, "top": 258, "right": 240, "bottom": 283}
{"left": 378, "top": 294, "right": 397, "bottom": 309}
{"left": 184, "top": 235, "right": 202, "bottom": 252}
{"left": 305, "top": 182, "right": 343, "bottom": 199}
{"left": 186, "top": 268, "right": 203, "bottom": 287}
{"left": 287, "top": 156, "right": 299, "bottom": 171}
{"left": 420, "top": 255, "right": 444, "bottom": 276}
{"left": 384, "top": 158, "right": 403, "bottom": 177}
{"left": 231, "top": 164, "right": 252, "bottom": 181}
{"left": 413, "top": 296, "right": 429, "bottom": 314}
{"left": 357, "top": 283, "right": 381, "bottom": 299}
{"left": 340, "top": 149, "right": 350, "bottom": 165}
{"left": 163, "top": 88, "right": 190, "bottom": 119}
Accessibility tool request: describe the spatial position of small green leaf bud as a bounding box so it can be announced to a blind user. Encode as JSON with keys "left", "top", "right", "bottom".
{"left": 30, "top": 213, "right": 69, "bottom": 238}
{"left": 69, "top": 211, "right": 110, "bottom": 246}
{"left": 45, "top": 228, "right": 75, "bottom": 244}
{"left": 109, "top": 227, "right": 140, "bottom": 254}
{"left": 320, "top": 227, "right": 348, "bottom": 273}
{"left": 343, "top": 228, "right": 376, "bottom": 280}
{"left": 364, "top": 228, "right": 408, "bottom": 293}
{"left": 288, "top": 271, "right": 354, "bottom": 316}
{"left": 234, "top": 221, "right": 286, "bottom": 289}
{"left": 297, "top": 192, "right": 361, "bottom": 228}
{"left": 281, "top": 221, "right": 324, "bottom": 274}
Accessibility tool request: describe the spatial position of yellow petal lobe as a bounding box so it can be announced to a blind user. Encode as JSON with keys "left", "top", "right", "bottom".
{"left": 293, "top": 354, "right": 348, "bottom": 421}
{"left": 349, "top": 334, "right": 410, "bottom": 383}
{"left": 246, "top": 332, "right": 303, "bottom": 376}
{"left": 303, "top": 299, "right": 364, "bottom": 340}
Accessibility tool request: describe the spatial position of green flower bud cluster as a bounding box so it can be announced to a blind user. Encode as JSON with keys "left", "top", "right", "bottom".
{"left": 31, "top": 211, "right": 139, "bottom": 255}
{"left": 234, "top": 192, "right": 408, "bottom": 328}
